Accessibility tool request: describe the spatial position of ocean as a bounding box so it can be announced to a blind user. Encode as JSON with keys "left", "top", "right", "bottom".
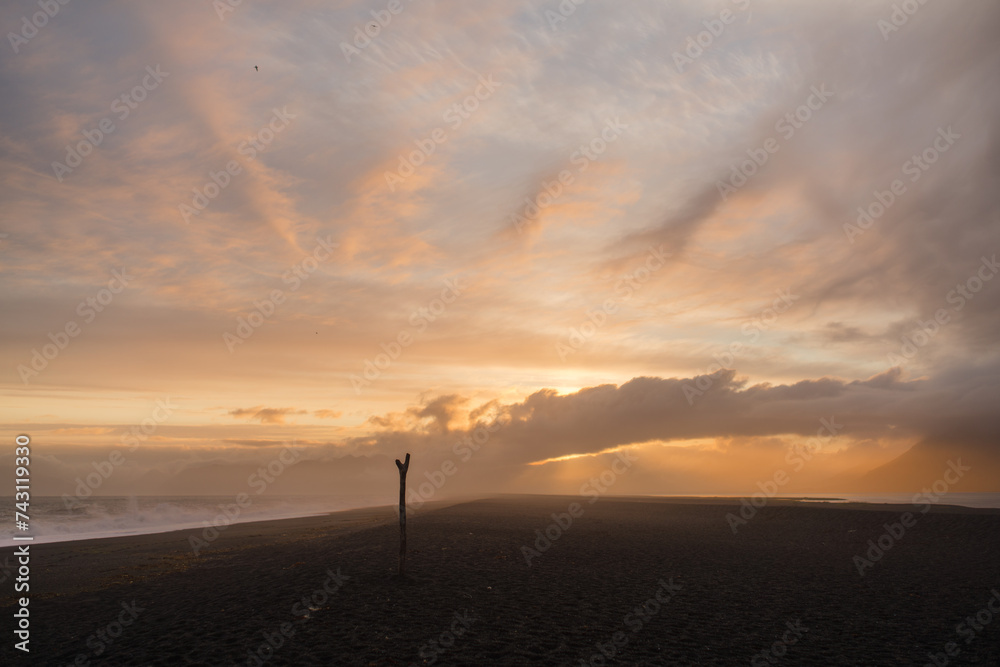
{"left": 777, "top": 492, "right": 1000, "bottom": 508}
{"left": 0, "top": 494, "right": 388, "bottom": 545}
{"left": 2, "top": 492, "right": 999, "bottom": 545}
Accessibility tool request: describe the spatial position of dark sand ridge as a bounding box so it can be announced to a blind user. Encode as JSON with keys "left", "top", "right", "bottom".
{"left": 2, "top": 496, "right": 999, "bottom": 665}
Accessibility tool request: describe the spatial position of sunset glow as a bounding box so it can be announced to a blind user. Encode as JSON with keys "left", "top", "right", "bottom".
{"left": 2, "top": 0, "right": 998, "bottom": 500}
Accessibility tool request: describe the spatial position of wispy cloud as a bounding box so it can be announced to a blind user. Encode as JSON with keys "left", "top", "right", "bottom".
{"left": 1, "top": 0, "right": 998, "bottom": 494}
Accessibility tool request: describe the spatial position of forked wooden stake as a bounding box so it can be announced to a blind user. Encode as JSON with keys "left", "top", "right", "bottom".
{"left": 395, "top": 453, "right": 410, "bottom": 577}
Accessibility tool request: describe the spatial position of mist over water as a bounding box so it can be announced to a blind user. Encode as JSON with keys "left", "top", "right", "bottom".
{"left": 780, "top": 492, "right": 1000, "bottom": 509}
{"left": 0, "top": 495, "right": 387, "bottom": 545}
{"left": 4, "top": 493, "right": 999, "bottom": 546}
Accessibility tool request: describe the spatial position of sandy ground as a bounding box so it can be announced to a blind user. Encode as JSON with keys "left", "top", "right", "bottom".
{"left": 2, "top": 495, "right": 999, "bottom": 666}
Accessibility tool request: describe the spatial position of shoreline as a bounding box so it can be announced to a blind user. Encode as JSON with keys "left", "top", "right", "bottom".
{"left": 4, "top": 491, "right": 998, "bottom": 550}
{"left": 0, "top": 497, "right": 482, "bottom": 604}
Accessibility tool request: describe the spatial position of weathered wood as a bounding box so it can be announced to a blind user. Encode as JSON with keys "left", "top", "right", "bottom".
{"left": 394, "top": 453, "right": 410, "bottom": 577}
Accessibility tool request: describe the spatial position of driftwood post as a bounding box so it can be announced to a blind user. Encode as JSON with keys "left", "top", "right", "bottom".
{"left": 394, "top": 453, "right": 410, "bottom": 577}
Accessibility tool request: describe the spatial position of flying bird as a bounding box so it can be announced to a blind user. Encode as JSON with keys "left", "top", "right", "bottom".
{"left": 254, "top": 65, "right": 258, "bottom": 71}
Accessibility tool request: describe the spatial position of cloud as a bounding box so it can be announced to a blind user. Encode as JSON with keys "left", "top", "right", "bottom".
{"left": 349, "top": 365, "right": 998, "bottom": 477}
{"left": 227, "top": 406, "right": 307, "bottom": 425}
{"left": 1, "top": 0, "right": 998, "bottom": 497}
{"left": 4, "top": 365, "right": 997, "bottom": 498}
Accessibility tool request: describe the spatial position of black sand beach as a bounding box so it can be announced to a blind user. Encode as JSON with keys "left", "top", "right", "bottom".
{"left": 3, "top": 496, "right": 1000, "bottom": 666}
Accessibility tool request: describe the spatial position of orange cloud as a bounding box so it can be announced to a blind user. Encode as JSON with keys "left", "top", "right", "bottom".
{"left": 228, "top": 406, "right": 308, "bottom": 424}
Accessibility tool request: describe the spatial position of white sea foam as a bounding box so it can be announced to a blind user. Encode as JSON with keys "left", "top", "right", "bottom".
{"left": 0, "top": 495, "right": 387, "bottom": 545}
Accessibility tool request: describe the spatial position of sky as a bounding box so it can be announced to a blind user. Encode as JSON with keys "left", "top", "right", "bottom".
{"left": 1, "top": 0, "right": 998, "bottom": 500}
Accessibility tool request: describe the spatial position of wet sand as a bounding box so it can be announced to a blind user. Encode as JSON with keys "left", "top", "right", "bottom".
{"left": 2, "top": 495, "right": 999, "bottom": 665}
